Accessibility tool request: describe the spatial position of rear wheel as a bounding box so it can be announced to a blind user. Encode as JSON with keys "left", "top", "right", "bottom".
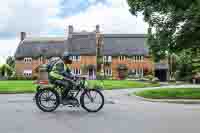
{"left": 80, "top": 89, "right": 104, "bottom": 112}
{"left": 35, "top": 88, "right": 60, "bottom": 112}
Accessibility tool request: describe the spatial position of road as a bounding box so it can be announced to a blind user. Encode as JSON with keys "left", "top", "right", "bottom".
{"left": 1, "top": 88, "right": 200, "bottom": 133}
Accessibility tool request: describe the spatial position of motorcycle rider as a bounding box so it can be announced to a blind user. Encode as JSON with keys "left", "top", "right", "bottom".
{"left": 49, "top": 52, "right": 76, "bottom": 104}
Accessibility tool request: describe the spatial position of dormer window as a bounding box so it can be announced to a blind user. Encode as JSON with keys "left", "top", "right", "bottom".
{"left": 72, "top": 56, "right": 81, "bottom": 62}
{"left": 133, "top": 56, "right": 144, "bottom": 62}
{"left": 103, "top": 56, "right": 112, "bottom": 62}
{"left": 24, "top": 58, "right": 32, "bottom": 64}
{"left": 119, "top": 56, "right": 126, "bottom": 61}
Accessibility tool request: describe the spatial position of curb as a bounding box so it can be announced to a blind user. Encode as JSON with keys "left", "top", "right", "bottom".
{"left": 132, "top": 94, "right": 200, "bottom": 104}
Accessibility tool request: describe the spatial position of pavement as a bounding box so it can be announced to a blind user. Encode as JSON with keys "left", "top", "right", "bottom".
{"left": 1, "top": 85, "right": 200, "bottom": 133}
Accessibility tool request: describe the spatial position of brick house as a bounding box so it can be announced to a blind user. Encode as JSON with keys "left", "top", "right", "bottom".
{"left": 14, "top": 25, "right": 154, "bottom": 80}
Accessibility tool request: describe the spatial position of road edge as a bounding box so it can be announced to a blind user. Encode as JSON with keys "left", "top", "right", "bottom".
{"left": 131, "top": 93, "right": 200, "bottom": 104}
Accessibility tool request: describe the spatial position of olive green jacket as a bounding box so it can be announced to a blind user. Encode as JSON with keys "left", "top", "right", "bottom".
{"left": 49, "top": 60, "right": 71, "bottom": 80}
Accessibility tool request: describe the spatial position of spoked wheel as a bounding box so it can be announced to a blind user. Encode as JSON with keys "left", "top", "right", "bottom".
{"left": 80, "top": 89, "right": 104, "bottom": 112}
{"left": 35, "top": 88, "right": 60, "bottom": 112}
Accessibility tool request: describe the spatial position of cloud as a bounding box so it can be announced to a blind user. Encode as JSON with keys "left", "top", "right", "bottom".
{"left": 48, "top": 0, "right": 148, "bottom": 34}
{"left": 0, "top": 38, "right": 19, "bottom": 57}
{"left": 0, "top": 0, "right": 61, "bottom": 38}
{"left": 0, "top": 0, "right": 148, "bottom": 57}
{"left": 59, "top": 0, "right": 107, "bottom": 17}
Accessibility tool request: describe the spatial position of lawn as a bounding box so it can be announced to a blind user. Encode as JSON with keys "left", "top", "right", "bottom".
{"left": 135, "top": 88, "right": 200, "bottom": 99}
{"left": 0, "top": 80, "right": 160, "bottom": 94}
{"left": 87, "top": 80, "right": 160, "bottom": 90}
{"left": 0, "top": 80, "right": 35, "bottom": 94}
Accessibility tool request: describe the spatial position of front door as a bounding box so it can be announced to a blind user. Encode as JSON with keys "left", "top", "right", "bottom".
{"left": 155, "top": 69, "right": 167, "bottom": 82}
{"left": 118, "top": 70, "right": 126, "bottom": 80}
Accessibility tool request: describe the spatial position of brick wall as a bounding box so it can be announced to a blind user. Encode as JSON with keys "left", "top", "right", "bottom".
{"left": 15, "top": 55, "right": 154, "bottom": 79}
{"left": 15, "top": 58, "right": 48, "bottom": 77}
{"left": 111, "top": 56, "right": 154, "bottom": 79}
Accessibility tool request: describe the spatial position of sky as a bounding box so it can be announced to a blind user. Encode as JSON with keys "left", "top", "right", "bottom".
{"left": 0, "top": 0, "right": 148, "bottom": 63}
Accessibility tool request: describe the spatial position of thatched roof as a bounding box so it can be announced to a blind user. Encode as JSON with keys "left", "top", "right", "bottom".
{"left": 15, "top": 33, "right": 149, "bottom": 59}
{"left": 15, "top": 37, "right": 67, "bottom": 59}
{"left": 103, "top": 34, "right": 148, "bottom": 56}
{"left": 67, "top": 33, "right": 96, "bottom": 55}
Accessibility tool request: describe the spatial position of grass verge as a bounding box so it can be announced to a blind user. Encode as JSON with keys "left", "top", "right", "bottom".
{"left": 0, "top": 80, "right": 160, "bottom": 94}
{"left": 135, "top": 88, "right": 200, "bottom": 99}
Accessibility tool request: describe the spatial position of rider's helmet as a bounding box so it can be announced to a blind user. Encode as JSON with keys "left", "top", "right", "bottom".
{"left": 62, "top": 51, "right": 72, "bottom": 64}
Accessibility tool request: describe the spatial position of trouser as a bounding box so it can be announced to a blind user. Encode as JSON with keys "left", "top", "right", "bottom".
{"left": 55, "top": 80, "right": 73, "bottom": 89}
{"left": 54, "top": 79, "right": 74, "bottom": 99}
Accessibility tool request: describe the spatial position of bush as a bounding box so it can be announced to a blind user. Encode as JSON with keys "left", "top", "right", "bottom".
{"left": 96, "top": 72, "right": 104, "bottom": 80}
{"left": 144, "top": 75, "right": 154, "bottom": 81}
{"left": 151, "top": 77, "right": 159, "bottom": 84}
{"left": 102, "top": 76, "right": 113, "bottom": 80}
{"left": 8, "top": 75, "right": 34, "bottom": 80}
{"left": 32, "top": 75, "right": 38, "bottom": 80}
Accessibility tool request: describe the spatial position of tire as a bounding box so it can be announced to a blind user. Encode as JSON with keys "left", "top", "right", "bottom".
{"left": 80, "top": 89, "right": 104, "bottom": 112}
{"left": 35, "top": 88, "right": 60, "bottom": 112}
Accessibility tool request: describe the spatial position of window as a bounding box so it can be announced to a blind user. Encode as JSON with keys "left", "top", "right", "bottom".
{"left": 133, "top": 56, "right": 136, "bottom": 62}
{"left": 103, "top": 56, "right": 112, "bottom": 62}
{"left": 72, "top": 68, "right": 81, "bottom": 75}
{"left": 135, "top": 68, "right": 143, "bottom": 77}
{"left": 141, "top": 56, "right": 144, "bottom": 62}
{"left": 104, "top": 68, "right": 112, "bottom": 76}
{"left": 119, "top": 56, "right": 126, "bottom": 61}
{"left": 72, "top": 56, "right": 81, "bottom": 62}
{"left": 133, "top": 56, "right": 144, "bottom": 62}
{"left": 23, "top": 70, "right": 32, "bottom": 77}
{"left": 24, "top": 58, "right": 32, "bottom": 64}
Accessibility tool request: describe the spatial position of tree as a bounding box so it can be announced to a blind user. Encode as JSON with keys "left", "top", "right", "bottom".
{"left": 176, "top": 49, "right": 192, "bottom": 81}
{"left": 168, "top": 53, "right": 178, "bottom": 80}
{"left": 0, "top": 64, "right": 14, "bottom": 77}
{"left": 96, "top": 34, "right": 104, "bottom": 80}
{"left": 192, "top": 48, "right": 200, "bottom": 76}
{"left": 6, "top": 56, "right": 15, "bottom": 69}
{"left": 127, "top": 0, "right": 200, "bottom": 60}
{"left": 128, "top": 0, "right": 200, "bottom": 80}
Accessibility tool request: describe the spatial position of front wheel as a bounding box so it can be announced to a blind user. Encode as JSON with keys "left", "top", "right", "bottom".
{"left": 80, "top": 89, "right": 104, "bottom": 112}
{"left": 35, "top": 88, "right": 60, "bottom": 112}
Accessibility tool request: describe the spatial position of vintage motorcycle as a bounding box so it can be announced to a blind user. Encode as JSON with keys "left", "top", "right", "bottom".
{"left": 34, "top": 77, "right": 104, "bottom": 112}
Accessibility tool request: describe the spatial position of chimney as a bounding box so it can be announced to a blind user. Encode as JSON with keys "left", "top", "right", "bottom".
{"left": 68, "top": 25, "right": 73, "bottom": 38}
{"left": 20, "top": 32, "right": 26, "bottom": 41}
{"left": 68, "top": 25, "right": 74, "bottom": 34}
{"left": 96, "top": 25, "right": 100, "bottom": 33}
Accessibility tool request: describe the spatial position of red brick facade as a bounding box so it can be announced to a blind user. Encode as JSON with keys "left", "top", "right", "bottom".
{"left": 15, "top": 55, "right": 154, "bottom": 79}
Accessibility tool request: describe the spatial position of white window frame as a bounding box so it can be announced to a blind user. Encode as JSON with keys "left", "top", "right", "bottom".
{"left": 141, "top": 56, "right": 144, "bottom": 62}
{"left": 119, "top": 56, "right": 126, "bottom": 61}
{"left": 72, "top": 56, "right": 81, "bottom": 62}
{"left": 104, "top": 68, "right": 112, "bottom": 76}
{"left": 72, "top": 68, "right": 81, "bottom": 75}
{"left": 24, "top": 58, "right": 32, "bottom": 64}
{"left": 23, "top": 70, "right": 32, "bottom": 77}
{"left": 103, "top": 56, "right": 112, "bottom": 62}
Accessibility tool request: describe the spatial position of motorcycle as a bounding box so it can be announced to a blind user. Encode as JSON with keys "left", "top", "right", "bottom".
{"left": 33, "top": 77, "right": 104, "bottom": 112}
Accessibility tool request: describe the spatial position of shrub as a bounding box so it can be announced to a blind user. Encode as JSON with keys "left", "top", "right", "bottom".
{"left": 8, "top": 75, "right": 34, "bottom": 80}
{"left": 32, "top": 75, "right": 38, "bottom": 80}
{"left": 144, "top": 75, "right": 154, "bottom": 81}
{"left": 103, "top": 76, "right": 113, "bottom": 80}
{"left": 96, "top": 72, "right": 104, "bottom": 80}
{"left": 151, "top": 77, "right": 159, "bottom": 84}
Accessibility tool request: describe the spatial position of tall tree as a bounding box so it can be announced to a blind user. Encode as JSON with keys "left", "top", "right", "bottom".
{"left": 192, "top": 48, "right": 200, "bottom": 76}
{"left": 0, "top": 64, "right": 13, "bottom": 77}
{"left": 128, "top": 0, "right": 200, "bottom": 79}
{"left": 6, "top": 56, "right": 15, "bottom": 69}
{"left": 127, "top": 0, "right": 200, "bottom": 60}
